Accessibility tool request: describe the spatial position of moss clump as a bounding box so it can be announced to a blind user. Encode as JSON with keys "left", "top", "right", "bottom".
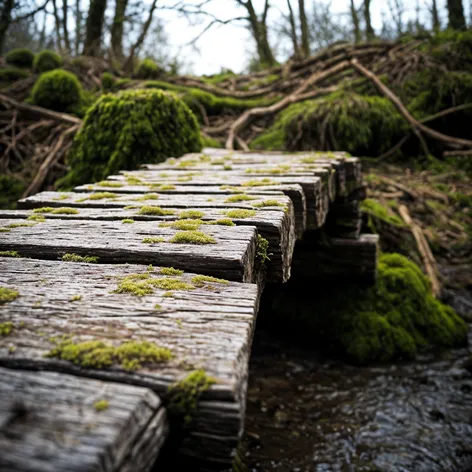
{"left": 46, "top": 339, "right": 172, "bottom": 370}
{"left": 70, "top": 295, "right": 82, "bottom": 302}
{"left": 252, "top": 91, "right": 406, "bottom": 155}
{"left": 27, "top": 214, "right": 46, "bottom": 221}
{"left": 208, "top": 218, "right": 235, "bottom": 226}
{"left": 62, "top": 253, "right": 99, "bottom": 263}
{"left": 114, "top": 273, "right": 194, "bottom": 296}
{"left": 60, "top": 89, "right": 202, "bottom": 186}
{"left": 256, "top": 235, "right": 270, "bottom": 263}
{"left": 142, "top": 237, "right": 166, "bottom": 244}
{"left": 253, "top": 199, "right": 285, "bottom": 207}
{"left": 51, "top": 207, "right": 79, "bottom": 214}
{"left": 137, "top": 59, "right": 161, "bottom": 79}
{"left": 159, "top": 267, "right": 184, "bottom": 276}
{"left": 31, "top": 70, "right": 83, "bottom": 114}
{"left": 0, "top": 287, "right": 19, "bottom": 304}
{"left": 0, "top": 67, "right": 30, "bottom": 81}
{"left": 138, "top": 206, "right": 174, "bottom": 216}
{"left": 191, "top": 275, "right": 229, "bottom": 287}
{"left": 0, "top": 175, "right": 26, "bottom": 209}
{"left": 101, "top": 72, "right": 116, "bottom": 91}
{"left": 0, "top": 321, "right": 14, "bottom": 336}
{"left": 224, "top": 209, "right": 256, "bottom": 219}
{"left": 122, "top": 219, "right": 134, "bottom": 224}
{"left": 77, "top": 192, "right": 117, "bottom": 201}
{"left": 0, "top": 251, "right": 20, "bottom": 257}
{"left": 154, "top": 184, "right": 176, "bottom": 191}
{"left": 224, "top": 194, "right": 256, "bottom": 203}
{"left": 160, "top": 219, "right": 203, "bottom": 230}
{"left": 5, "top": 48, "right": 34, "bottom": 68}
{"left": 96, "top": 181, "right": 123, "bottom": 188}
{"left": 179, "top": 210, "right": 204, "bottom": 219}
{"left": 360, "top": 199, "right": 404, "bottom": 226}
{"left": 167, "top": 369, "right": 216, "bottom": 425}
{"left": 7, "top": 222, "right": 35, "bottom": 228}
{"left": 241, "top": 178, "right": 278, "bottom": 187}
{"left": 169, "top": 231, "right": 216, "bottom": 244}
{"left": 246, "top": 165, "right": 290, "bottom": 174}
{"left": 33, "top": 50, "right": 62, "bottom": 72}
{"left": 134, "top": 194, "right": 159, "bottom": 201}
{"left": 94, "top": 399, "right": 109, "bottom": 412}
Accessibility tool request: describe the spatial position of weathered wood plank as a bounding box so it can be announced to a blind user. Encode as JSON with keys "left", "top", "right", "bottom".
{"left": 0, "top": 206, "right": 295, "bottom": 283}
{"left": 0, "top": 257, "right": 262, "bottom": 467}
{"left": 0, "top": 218, "right": 257, "bottom": 282}
{"left": 0, "top": 367, "right": 167, "bottom": 472}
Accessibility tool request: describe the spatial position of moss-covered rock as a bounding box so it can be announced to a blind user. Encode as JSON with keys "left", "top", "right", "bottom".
{"left": 251, "top": 91, "right": 406, "bottom": 155}
{"left": 5, "top": 48, "right": 34, "bottom": 68}
{"left": 33, "top": 50, "right": 62, "bottom": 72}
{"left": 31, "top": 69, "right": 83, "bottom": 113}
{"left": 101, "top": 72, "right": 116, "bottom": 91}
{"left": 60, "top": 89, "right": 202, "bottom": 187}
{"left": 136, "top": 58, "right": 161, "bottom": 79}
{"left": 0, "top": 67, "right": 30, "bottom": 82}
{"left": 263, "top": 253, "right": 467, "bottom": 364}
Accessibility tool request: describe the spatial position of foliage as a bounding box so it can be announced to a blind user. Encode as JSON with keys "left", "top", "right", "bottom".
{"left": 265, "top": 253, "right": 467, "bottom": 364}
{"left": 252, "top": 91, "right": 406, "bottom": 156}
{"left": 5, "top": 48, "right": 34, "bottom": 68}
{"left": 33, "top": 50, "right": 62, "bottom": 72}
{"left": 31, "top": 70, "right": 84, "bottom": 114}
{"left": 60, "top": 89, "right": 202, "bottom": 187}
{"left": 101, "top": 72, "right": 116, "bottom": 91}
{"left": 0, "top": 67, "right": 29, "bottom": 82}
{"left": 0, "top": 175, "right": 25, "bottom": 209}
{"left": 136, "top": 58, "right": 161, "bottom": 79}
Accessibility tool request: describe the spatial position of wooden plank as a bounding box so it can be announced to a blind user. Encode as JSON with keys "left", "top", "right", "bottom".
{"left": 0, "top": 218, "right": 257, "bottom": 283}
{"left": 0, "top": 367, "right": 167, "bottom": 472}
{"left": 0, "top": 257, "right": 262, "bottom": 467}
{"left": 0, "top": 206, "right": 296, "bottom": 283}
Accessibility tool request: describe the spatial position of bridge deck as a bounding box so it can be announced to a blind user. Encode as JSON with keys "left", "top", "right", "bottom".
{"left": 0, "top": 149, "right": 375, "bottom": 471}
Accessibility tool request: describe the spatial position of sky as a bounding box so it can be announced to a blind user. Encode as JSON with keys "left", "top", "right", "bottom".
{"left": 155, "top": 0, "right": 456, "bottom": 75}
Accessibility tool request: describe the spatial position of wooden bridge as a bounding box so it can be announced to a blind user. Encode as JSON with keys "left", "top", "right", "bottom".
{"left": 0, "top": 149, "right": 378, "bottom": 471}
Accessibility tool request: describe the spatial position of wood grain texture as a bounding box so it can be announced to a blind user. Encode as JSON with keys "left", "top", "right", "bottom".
{"left": 0, "top": 367, "right": 167, "bottom": 472}
{"left": 0, "top": 218, "right": 257, "bottom": 283}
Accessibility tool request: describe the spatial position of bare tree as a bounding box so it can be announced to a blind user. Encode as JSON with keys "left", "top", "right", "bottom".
{"left": 62, "top": 0, "right": 70, "bottom": 52}
{"left": 298, "top": 0, "right": 309, "bottom": 57}
{"left": 83, "top": 0, "right": 107, "bottom": 56}
{"left": 364, "top": 0, "right": 375, "bottom": 39}
{"left": 431, "top": 0, "right": 440, "bottom": 31}
{"left": 111, "top": 0, "right": 128, "bottom": 60}
{"left": 350, "top": 0, "right": 361, "bottom": 43}
{"left": 447, "top": 0, "right": 466, "bottom": 29}
{"left": 74, "top": 0, "right": 82, "bottom": 55}
{"left": 286, "top": 0, "right": 299, "bottom": 58}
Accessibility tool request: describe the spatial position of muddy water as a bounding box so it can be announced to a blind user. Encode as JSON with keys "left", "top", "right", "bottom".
{"left": 243, "top": 328, "right": 472, "bottom": 472}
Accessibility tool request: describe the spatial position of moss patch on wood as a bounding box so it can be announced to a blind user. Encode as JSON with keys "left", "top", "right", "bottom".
{"left": 121, "top": 219, "right": 134, "bottom": 224}
{"left": 169, "top": 230, "right": 216, "bottom": 244}
{"left": 0, "top": 251, "right": 20, "bottom": 257}
{"left": 0, "top": 287, "right": 19, "bottom": 304}
{"left": 62, "top": 253, "right": 99, "bottom": 263}
{"left": 191, "top": 275, "right": 230, "bottom": 287}
{"left": 179, "top": 210, "right": 205, "bottom": 219}
{"left": 114, "top": 273, "right": 195, "bottom": 296}
{"left": 96, "top": 181, "right": 123, "bottom": 187}
{"left": 253, "top": 199, "right": 285, "bottom": 207}
{"left": 160, "top": 219, "right": 203, "bottom": 230}
{"left": 77, "top": 192, "right": 118, "bottom": 201}
{"left": 142, "top": 236, "right": 166, "bottom": 244}
{"left": 94, "top": 399, "right": 110, "bottom": 411}
{"left": 224, "top": 194, "right": 256, "bottom": 203}
{"left": 138, "top": 206, "right": 175, "bottom": 216}
{"left": 0, "top": 321, "right": 14, "bottom": 335}
{"left": 224, "top": 209, "right": 256, "bottom": 219}
{"left": 159, "top": 267, "right": 184, "bottom": 276}
{"left": 256, "top": 235, "right": 270, "bottom": 263}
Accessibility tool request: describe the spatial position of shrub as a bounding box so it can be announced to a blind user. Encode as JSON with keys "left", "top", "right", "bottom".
{"left": 101, "top": 72, "right": 116, "bottom": 91}
{"left": 5, "top": 48, "right": 34, "bottom": 68}
{"left": 60, "top": 89, "right": 202, "bottom": 187}
{"left": 31, "top": 69, "right": 83, "bottom": 113}
{"left": 0, "top": 67, "right": 30, "bottom": 82}
{"left": 136, "top": 59, "right": 161, "bottom": 79}
{"left": 252, "top": 91, "right": 407, "bottom": 155}
{"left": 33, "top": 50, "right": 62, "bottom": 72}
{"left": 264, "top": 253, "right": 467, "bottom": 364}
{"left": 0, "top": 175, "right": 25, "bottom": 209}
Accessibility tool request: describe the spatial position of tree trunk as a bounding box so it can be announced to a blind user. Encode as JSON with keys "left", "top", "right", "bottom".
{"left": 432, "top": 0, "right": 440, "bottom": 31}
{"left": 62, "top": 0, "right": 71, "bottom": 52}
{"left": 111, "top": 0, "right": 128, "bottom": 60}
{"left": 0, "top": 0, "right": 14, "bottom": 54}
{"left": 364, "top": 0, "right": 375, "bottom": 39}
{"left": 287, "top": 0, "right": 299, "bottom": 58}
{"left": 350, "top": 0, "right": 361, "bottom": 43}
{"left": 298, "top": 0, "right": 310, "bottom": 57}
{"left": 52, "top": 0, "right": 63, "bottom": 50}
{"left": 83, "top": 0, "right": 107, "bottom": 56}
{"left": 74, "top": 0, "right": 82, "bottom": 55}
{"left": 447, "top": 0, "right": 466, "bottom": 30}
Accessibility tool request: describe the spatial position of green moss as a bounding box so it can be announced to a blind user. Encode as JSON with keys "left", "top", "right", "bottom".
{"left": 208, "top": 218, "right": 235, "bottom": 226}
{"left": 6, "top": 48, "right": 34, "bottom": 68}
{"left": 0, "top": 67, "right": 30, "bottom": 81}
{"left": 0, "top": 228, "right": 11, "bottom": 232}
{"left": 142, "top": 236, "right": 166, "bottom": 244}
{"left": 160, "top": 219, "right": 203, "bottom": 230}
{"left": 163, "top": 291, "right": 174, "bottom": 297}
{"left": 253, "top": 200, "right": 284, "bottom": 207}
{"left": 191, "top": 275, "right": 229, "bottom": 287}
{"left": 256, "top": 234, "right": 270, "bottom": 263}
{"left": 0, "top": 250, "right": 20, "bottom": 257}
{"left": 134, "top": 193, "right": 160, "bottom": 201}
{"left": 224, "top": 194, "right": 256, "bottom": 203}
{"left": 0, "top": 175, "right": 26, "bottom": 209}
{"left": 51, "top": 207, "right": 79, "bottom": 214}
{"left": 223, "top": 165, "right": 232, "bottom": 171}
{"left": 126, "top": 176, "right": 143, "bottom": 185}
{"left": 96, "top": 181, "right": 123, "bottom": 188}
{"left": 33, "top": 50, "right": 62, "bottom": 72}
{"left": 159, "top": 267, "right": 184, "bottom": 276}
{"left": 78, "top": 192, "right": 117, "bottom": 201}
{"left": 224, "top": 209, "right": 256, "bottom": 219}
{"left": 137, "top": 58, "right": 161, "bottom": 79}
{"left": 360, "top": 199, "right": 404, "bottom": 226}
{"left": 27, "top": 214, "right": 46, "bottom": 221}
{"left": 31, "top": 70, "right": 83, "bottom": 114}
{"left": 167, "top": 369, "right": 216, "bottom": 425}
{"left": 122, "top": 219, "right": 134, "bottom": 224}
{"left": 0, "top": 287, "right": 19, "bottom": 304}
{"left": 0, "top": 321, "right": 14, "bottom": 335}
{"left": 176, "top": 159, "right": 198, "bottom": 168}
{"left": 62, "top": 253, "right": 99, "bottom": 263}
{"left": 46, "top": 339, "right": 172, "bottom": 370}
{"left": 179, "top": 210, "right": 204, "bottom": 219}
{"left": 70, "top": 295, "right": 82, "bottom": 302}
{"left": 7, "top": 222, "right": 35, "bottom": 228}
{"left": 155, "top": 184, "right": 176, "bottom": 191}
{"left": 154, "top": 303, "right": 162, "bottom": 310}
{"left": 201, "top": 135, "right": 222, "bottom": 148}
{"left": 170, "top": 231, "right": 216, "bottom": 244}
{"left": 241, "top": 178, "right": 278, "bottom": 187}
{"left": 138, "top": 206, "right": 174, "bottom": 216}
{"left": 115, "top": 273, "right": 194, "bottom": 296}
{"left": 94, "top": 399, "right": 109, "bottom": 412}
{"left": 101, "top": 72, "right": 116, "bottom": 91}
{"left": 60, "top": 89, "right": 202, "bottom": 187}
{"left": 246, "top": 165, "right": 290, "bottom": 174}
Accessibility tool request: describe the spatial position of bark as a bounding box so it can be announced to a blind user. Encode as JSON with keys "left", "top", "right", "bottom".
{"left": 74, "top": 0, "right": 82, "bottom": 55}
{"left": 0, "top": 0, "right": 14, "bottom": 54}
{"left": 447, "top": 0, "right": 466, "bottom": 30}
{"left": 431, "top": 0, "right": 440, "bottom": 31}
{"left": 350, "top": 0, "right": 361, "bottom": 43}
{"left": 298, "top": 0, "right": 310, "bottom": 57}
{"left": 83, "top": 0, "right": 107, "bottom": 56}
{"left": 111, "top": 0, "right": 128, "bottom": 60}
{"left": 52, "top": 0, "right": 63, "bottom": 50}
{"left": 62, "top": 0, "right": 71, "bottom": 52}
{"left": 287, "top": 0, "right": 299, "bottom": 58}
{"left": 364, "top": 0, "right": 375, "bottom": 40}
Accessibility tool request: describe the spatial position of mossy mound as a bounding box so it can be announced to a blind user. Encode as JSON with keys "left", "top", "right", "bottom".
{"left": 251, "top": 91, "right": 406, "bottom": 155}
{"left": 263, "top": 253, "right": 467, "bottom": 364}
{"left": 101, "top": 72, "right": 116, "bottom": 91}
{"left": 137, "top": 59, "right": 161, "bottom": 79}
{"left": 33, "top": 50, "right": 62, "bottom": 72}
{"left": 5, "top": 48, "right": 34, "bottom": 68}
{"left": 0, "top": 67, "right": 30, "bottom": 82}
{"left": 60, "top": 89, "right": 202, "bottom": 187}
{"left": 31, "top": 69, "right": 83, "bottom": 113}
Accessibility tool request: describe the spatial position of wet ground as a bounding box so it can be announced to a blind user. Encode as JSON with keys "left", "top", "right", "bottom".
{"left": 243, "top": 327, "right": 472, "bottom": 472}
